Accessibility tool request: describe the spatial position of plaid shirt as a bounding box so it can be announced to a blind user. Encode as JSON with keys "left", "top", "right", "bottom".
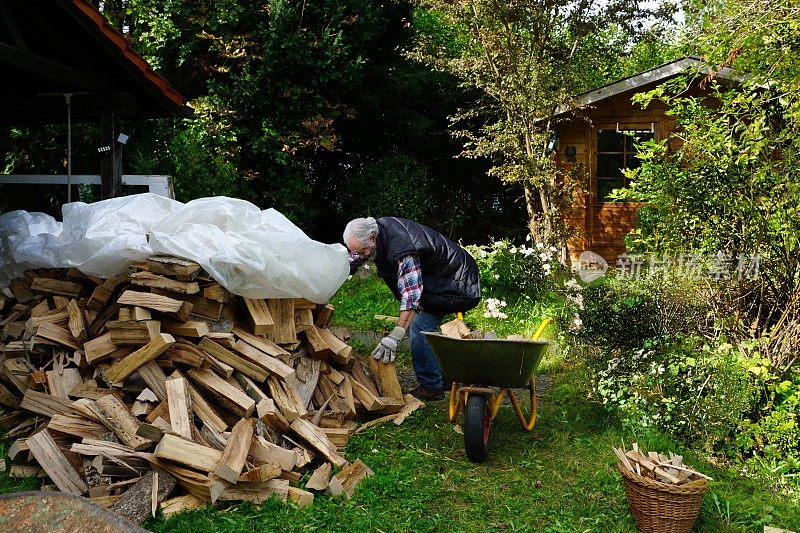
{"left": 397, "top": 254, "right": 423, "bottom": 312}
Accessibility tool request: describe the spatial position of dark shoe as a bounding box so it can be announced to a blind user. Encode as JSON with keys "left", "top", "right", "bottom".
{"left": 410, "top": 385, "right": 444, "bottom": 401}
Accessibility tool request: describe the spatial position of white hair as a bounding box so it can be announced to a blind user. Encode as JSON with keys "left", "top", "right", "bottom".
{"left": 343, "top": 217, "right": 378, "bottom": 245}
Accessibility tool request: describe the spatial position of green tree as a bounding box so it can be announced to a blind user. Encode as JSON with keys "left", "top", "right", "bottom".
{"left": 410, "top": 1, "right": 678, "bottom": 251}
{"left": 619, "top": 0, "right": 800, "bottom": 374}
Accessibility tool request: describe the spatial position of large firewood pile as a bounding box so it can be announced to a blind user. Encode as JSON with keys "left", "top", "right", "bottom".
{"left": 0, "top": 255, "right": 422, "bottom": 524}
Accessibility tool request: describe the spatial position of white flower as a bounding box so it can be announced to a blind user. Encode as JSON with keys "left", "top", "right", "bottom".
{"left": 539, "top": 252, "right": 550, "bottom": 262}
{"left": 536, "top": 242, "right": 544, "bottom": 250}
{"left": 479, "top": 250, "right": 488, "bottom": 258}
{"left": 510, "top": 247, "right": 518, "bottom": 254}
{"left": 494, "top": 274, "right": 500, "bottom": 279}
{"left": 550, "top": 246, "right": 557, "bottom": 253}
{"left": 363, "top": 264, "right": 370, "bottom": 270}
{"left": 526, "top": 234, "right": 532, "bottom": 242}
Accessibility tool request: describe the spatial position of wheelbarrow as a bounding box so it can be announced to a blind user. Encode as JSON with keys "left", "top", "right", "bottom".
{"left": 422, "top": 319, "right": 551, "bottom": 462}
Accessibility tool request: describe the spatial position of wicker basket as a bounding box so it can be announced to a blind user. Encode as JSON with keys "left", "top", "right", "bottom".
{"left": 617, "top": 463, "right": 709, "bottom": 533}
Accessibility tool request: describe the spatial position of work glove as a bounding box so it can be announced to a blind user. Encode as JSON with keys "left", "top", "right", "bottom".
{"left": 372, "top": 326, "right": 406, "bottom": 364}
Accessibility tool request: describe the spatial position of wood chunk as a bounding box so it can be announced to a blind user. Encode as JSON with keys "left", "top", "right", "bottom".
{"left": 305, "top": 462, "right": 332, "bottom": 491}
{"left": 164, "top": 344, "right": 205, "bottom": 368}
{"left": 303, "top": 325, "right": 334, "bottom": 360}
{"left": 4, "top": 358, "right": 34, "bottom": 394}
{"left": 147, "top": 456, "right": 224, "bottom": 502}
{"left": 117, "top": 291, "right": 193, "bottom": 321}
{"left": 86, "top": 274, "right": 128, "bottom": 311}
{"left": 9, "top": 465, "right": 47, "bottom": 478}
{"left": 613, "top": 447, "right": 635, "bottom": 473}
{"left": 27, "top": 429, "right": 88, "bottom": 495}
{"left": 294, "top": 308, "right": 313, "bottom": 333}
{"left": 249, "top": 436, "right": 297, "bottom": 471}
{"left": 320, "top": 427, "right": 352, "bottom": 449}
{"left": 130, "top": 271, "right": 200, "bottom": 294}
{"left": 154, "top": 433, "right": 223, "bottom": 472}
{"left": 30, "top": 277, "right": 84, "bottom": 298}
{"left": 20, "top": 389, "right": 78, "bottom": 418}
{"left": 137, "top": 360, "right": 168, "bottom": 401}
{"left": 217, "top": 478, "right": 289, "bottom": 503}
{"left": 151, "top": 289, "right": 223, "bottom": 320}
{"left": 107, "top": 320, "right": 161, "bottom": 346}
{"left": 214, "top": 417, "right": 255, "bottom": 483}
{"left": 440, "top": 318, "right": 471, "bottom": 339}
{"left": 350, "top": 378, "right": 384, "bottom": 412}
{"left": 8, "top": 278, "right": 35, "bottom": 303}
{"left": 47, "top": 413, "right": 107, "bottom": 439}
{"left": 35, "top": 321, "right": 80, "bottom": 350}
{"left": 287, "top": 486, "right": 314, "bottom": 508}
{"left": 232, "top": 339, "right": 295, "bottom": 383}
{"left": 146, "top": 255, "right": 201, "bottom": 278}
{"left": 95, "top": 394, "right": 150, "bottom": 450}
{"left": 317, "top": 328, "right": 353, "bottom": 365}
{"left": 290, "top": 418, "right": 348, "bottom": 468}
{"left": 162, "top": 320, "right": 210, "bottom": 338}
{"left": 0, "top": 382, "right": 20, "bottom": 408}
{"left": 625, "top": 450, "right": 657, "bottom": 472}
{"left": 265, "top": 299, "right": 296, "bottom": 344}
{"left": 239, "top": 462, "right": 281, "bottom": 483}
{"left": 30, "top": 299, "right": 51, "bottom": 317}
{"left": 198, "top": 337, "right": 268, "bottom": 382}
{"left": 105, "top": 333, "right": 175, "bottom": 383}
{"left": 203, "top": 283, "right": 230, "bottom": 303}
{"left": 266, "top": 375, "right": 307, "bottom": 421}
{"left": 232, "top": 325, "right": 290, "bottom": 359}
{"left": 84, "top": 333, "right": 121, "bottom": 364}
{"left": 160, "top": 494, "right": 205, "bottom": 518}
{"left": 327, "top": 459, "right": 373, "bottom": 499}
{"left": 66, "top": 299, "right": 88, "bottom": 343}
{"left": 187, "top": 367, "right": 255, "bottom": 418}
{"left": 243, "top": 298, "right": 275, "bottom": 335}
{"left": 46, "top": 368, "right": 83, "bottom": 398}
{"left": 394, "top": 394, "right": 424, "bottom": 425}
{"left": 294, "top": 357, "right": 320, "bottom": 408}
{"left": 109, "top": 469, "right": 177, "bottom": 525}
{"left": 367, "top": 357, "right": 403, "bottom": 399}
{"left": 166, "top": 377, "right": 193, "bottom": 440}
{"left": 315, "top": 304, "right": 334, "bottom": 329}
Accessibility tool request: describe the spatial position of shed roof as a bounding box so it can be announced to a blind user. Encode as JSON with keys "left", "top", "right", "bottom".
{"left": 555, "top": 56, "right": 734, "bottom": 117}
{"left": 0, "top": 0, "right": 190, "bottom": 126}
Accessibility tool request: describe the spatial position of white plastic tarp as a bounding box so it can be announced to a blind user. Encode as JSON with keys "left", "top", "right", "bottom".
{"left": 0, "top": 193, "right": 349, "bottom": 303}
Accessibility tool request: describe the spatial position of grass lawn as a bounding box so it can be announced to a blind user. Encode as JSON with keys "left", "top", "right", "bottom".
{"left": 2, "top": 362, "right": 798, "bottom": 531}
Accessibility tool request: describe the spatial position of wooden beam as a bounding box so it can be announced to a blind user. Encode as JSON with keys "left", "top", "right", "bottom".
{"left": 0, "top": 42, "right": 108, "bottom": 92}
{"left": 100, "top": 112, "right": 122, "bottom": 199}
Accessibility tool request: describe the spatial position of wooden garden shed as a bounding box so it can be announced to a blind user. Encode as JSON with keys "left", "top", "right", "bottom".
{"left": 553, "top": 57, "right": 732, "bottom": 264}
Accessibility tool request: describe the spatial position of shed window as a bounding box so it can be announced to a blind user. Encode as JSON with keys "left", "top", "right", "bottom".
{"left": 596, "top": 128, "right": 653, "bottom": 202}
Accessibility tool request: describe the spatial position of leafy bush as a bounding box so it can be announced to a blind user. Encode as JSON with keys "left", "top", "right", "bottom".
{"left": 591, "top": 336, "right": 758, "bottom": 449}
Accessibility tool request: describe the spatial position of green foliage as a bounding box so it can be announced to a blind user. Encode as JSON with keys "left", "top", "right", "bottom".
{"left": 339, "top": 154, "right": 431, "bottom": 221}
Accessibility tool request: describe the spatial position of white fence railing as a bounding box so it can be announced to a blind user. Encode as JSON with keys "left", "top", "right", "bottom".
{"left": 0, "top": 174, "right": 174, "bottom": 199}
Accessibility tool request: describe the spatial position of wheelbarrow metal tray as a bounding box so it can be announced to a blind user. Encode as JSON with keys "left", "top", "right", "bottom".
{"left": 423, "top": 333, "right": 548, "bottom": 388}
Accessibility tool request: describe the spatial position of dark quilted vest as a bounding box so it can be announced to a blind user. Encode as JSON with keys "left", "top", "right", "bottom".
{"left": 374, "top": 217, "right": 481, "bottom": 315}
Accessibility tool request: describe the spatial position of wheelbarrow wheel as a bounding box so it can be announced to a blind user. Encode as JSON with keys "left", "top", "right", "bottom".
{"left": 464, "top": 393, "right": 490, "bottom": 462}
